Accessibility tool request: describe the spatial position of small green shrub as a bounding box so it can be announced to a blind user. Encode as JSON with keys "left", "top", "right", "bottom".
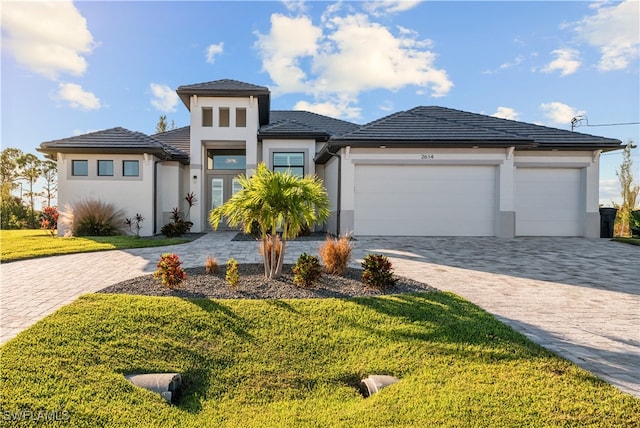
{"left": 205, "top": 256, "right": 220, "bottom": 274}
{"left": 161, "top": 208, "right": 193, "bottom": 237}
{"left": 226, "top": 258, "right": 240, "bottom": 289}
{"left": 153, "top": 253, "right": 186, "bottom": 289}
{"left": 319, "top": 235, "right": 353, "bottom": 275}
{"left": 292, "top": 252, "right": 323, "bottom": 288}
{"left": 361, "top": 253, "right": 397, "bottom": 290}
{"left": 61, "top": 199, "right": 126, "bottom": 237}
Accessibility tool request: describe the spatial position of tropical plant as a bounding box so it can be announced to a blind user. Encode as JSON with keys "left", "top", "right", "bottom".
{"left": 319, "top": 235, "right": 353, "bottom": 275}
{"left": 292, "top": 252, "right": 323, "bottom": 288}
{"left": 161, "top": 208, "right": 192, "bottom": 237}
{"left": 125, "top": 213, "right": 144, "bottom": 237}
{"left": 209, "top": 163, "right": 330, "bottom": 279}
{"left": 40, "top": 159, "right": 57, "bottom": 208}
{"left": 153, "top": 253, "right": 186, "bottom": 289}
{"left": 205, "top": 256, "right": 220, "bottom": 274}
{"left": 225, "top": 258, "right": 240, "bottom": 289}
{"left": 16, "top": 153, "right": 43, "bottom": 228}
{"left": 40, "top": 206, "right": 58, "bottom": 237}
{"left": 361, "top": 254, "right": 397, "bottom": 290}
{"left": 59, "top": 199, "right": 126, "bottom": 237}
{"left": 185, "top": 192, "right": 197, "bottom": 220}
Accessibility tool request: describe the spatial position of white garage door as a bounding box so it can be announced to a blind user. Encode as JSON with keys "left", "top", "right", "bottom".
{"left": 515, "top": 168, "right": 582, "bottom": 236}
{"left": 354, "top": 164, "right": 497, "bottom": 236}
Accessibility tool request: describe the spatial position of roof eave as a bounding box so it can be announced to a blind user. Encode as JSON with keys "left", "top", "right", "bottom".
{"left": 37, "top": 145, "right": 190, "bottom": 164}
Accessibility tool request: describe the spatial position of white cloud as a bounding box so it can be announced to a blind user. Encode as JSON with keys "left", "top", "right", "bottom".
{"left": 56, "top": 83, "right": 100, "bottom": 110}
{"left": 539, "top": 102, "right": 585, "bottom": 125}
{"left": 205, "top": 42, "right": 224, "bottom": 64}
{"left": 364, "top": 1, "right": 422, "bottom": 16}
{"left": 483, "top": 55, "right": 524, "bottom": 74}
{"left": 150, "top": 83, "right": 179, "bottom": 112}
{"left": 254, "top": 14, "right": 322, "bottom": 93}
{"left": 283, "top": 0, "right": 307, "bottom": 14}
{"left": 491, "top": 107, "right": 520, "bottom": 121}
{"left": 255, "top": 8, "right": 452, "bottom": 119}
{"left": 599, "top": 178, "right": 622, "bottom": 206}
{"left": 571, "top": 0, "right": 639, "bottom": 71}
{"left": 2, "top": 1, "right": 95, "bottom": 79}
{"left": 541, "top": 48, "right": 581, "bottom": 76}
{"left": 294, "top": 98, "right": 362, "bottom": 120}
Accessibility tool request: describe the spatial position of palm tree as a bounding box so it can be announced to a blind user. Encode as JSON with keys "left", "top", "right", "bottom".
{"left": 209, "top": 163, "right": 330, "bottom": 279}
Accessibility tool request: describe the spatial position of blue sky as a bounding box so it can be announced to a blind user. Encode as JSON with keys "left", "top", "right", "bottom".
{"left": 2, "top": 0, "right": 638, "bottom": 206}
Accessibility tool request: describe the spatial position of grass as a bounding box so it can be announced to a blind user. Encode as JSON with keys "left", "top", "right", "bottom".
{"left": 0, "top": 229, "right": 190, "bottom": 262}
{"left": 1, "top": 292, "right": 637, "bottom": 427}
{"left": 612, "top": 237, "right": 640, "bottom": 246}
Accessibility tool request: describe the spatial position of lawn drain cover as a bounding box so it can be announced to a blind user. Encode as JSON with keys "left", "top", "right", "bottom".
{"left": 125, "top": 373, "right": 182, "bottom": 403}
{"left": 359, "top": 375, "right": 399, "bottom": 397}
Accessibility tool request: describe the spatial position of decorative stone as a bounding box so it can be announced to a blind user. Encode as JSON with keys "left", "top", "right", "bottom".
{"left": 359, "top": 375, "right": 399, "bottom": 397}
{"left": 125, "top": 373, "right": 182, "bottom": 403}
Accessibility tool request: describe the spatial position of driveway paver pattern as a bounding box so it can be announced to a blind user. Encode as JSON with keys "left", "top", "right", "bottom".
{"left": 1, "top": 233, "right": 638, "bottom": 397}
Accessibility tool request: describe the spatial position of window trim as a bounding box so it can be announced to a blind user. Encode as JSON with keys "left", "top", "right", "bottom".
{"left": 273, "top": 152, "right": 305, "bottom": 176}
{"left": 122, "top": 160, "right": 140, "bottom": 177}
{"left": 71, "top": 160, "right": 88, "bottom": 177}
{"left": 97, "top": 160, "right": 114, "bottom": 177}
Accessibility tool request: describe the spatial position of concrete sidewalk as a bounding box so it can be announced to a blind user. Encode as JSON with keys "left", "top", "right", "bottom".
{"left": 1, "top": 233, "right": 638, "bottom": 396}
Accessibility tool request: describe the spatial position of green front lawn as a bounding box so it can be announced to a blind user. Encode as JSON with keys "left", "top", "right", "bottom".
{"left": 1, "top": 292, "right": 637, "bottom": 427}
{"left": 613, "top": 237, "right": 640, "bottom": 246}
{"left": 0, "top": 229, "right": 190, "bottom": 262}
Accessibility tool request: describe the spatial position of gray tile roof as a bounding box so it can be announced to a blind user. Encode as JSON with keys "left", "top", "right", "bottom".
{"left": 176, "top": 79, "right": 271, "bottom": 125}
{"left": 152, "top": 126, "right": 190, "bottom": 155}
{"left": 38, "top": 127, "right": 189, "bottom": 164}
{"left": 259, "top": 110, "right": 360, "bottom": 140}
{"left": 333, "top": 106, "right": 622, "bottom": 150}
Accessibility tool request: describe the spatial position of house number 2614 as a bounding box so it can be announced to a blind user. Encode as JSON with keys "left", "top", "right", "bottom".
{"left": 421, "top": 154, "right": 435, "bottom": 159}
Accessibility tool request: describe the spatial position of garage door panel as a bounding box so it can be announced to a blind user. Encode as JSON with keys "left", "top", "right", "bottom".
{"left": 354, "top": 165, "right": 496, "bottom": 236}
{"left": 515, "top": 168, "right": 582, "bottom": 236}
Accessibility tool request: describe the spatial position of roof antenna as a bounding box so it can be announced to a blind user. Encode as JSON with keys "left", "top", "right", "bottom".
{"left": 570, "top": 115, "right": 586, "bottom": 131}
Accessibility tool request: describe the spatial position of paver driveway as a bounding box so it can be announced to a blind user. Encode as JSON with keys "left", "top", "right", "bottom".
{"left": 1, "top": 233, "right": 638, "bottom": 396}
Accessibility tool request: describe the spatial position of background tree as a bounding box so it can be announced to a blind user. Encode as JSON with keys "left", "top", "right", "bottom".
{"left": 615, "top": 141, "right": 639, "bottom": 237}
{"left": 41, "top": 159, "right": 58, "bottom": 207}
{"left": 0, "top": 148, "right": 28, "bottom": 229}
{"left": 156, "top": 115, "right": 168, "bottom": 133}
{"left": 209, "top": 163, "right": 330, "bottom": 279}
{"left": 16, "top": 153, "right": 43, "bottom": 228}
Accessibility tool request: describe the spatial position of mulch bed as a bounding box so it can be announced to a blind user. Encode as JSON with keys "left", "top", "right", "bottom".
{"left": 99, "top": 263, "right": 436, "bottom": 300}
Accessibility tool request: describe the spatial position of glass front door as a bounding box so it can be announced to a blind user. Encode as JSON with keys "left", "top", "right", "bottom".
{"left": 208, "top": 174, "right": 243, "bottom": 229}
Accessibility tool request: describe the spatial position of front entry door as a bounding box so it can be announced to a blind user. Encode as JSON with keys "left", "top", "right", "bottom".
{"left": 208, "top": 174, "right": 243, "bottom": 229}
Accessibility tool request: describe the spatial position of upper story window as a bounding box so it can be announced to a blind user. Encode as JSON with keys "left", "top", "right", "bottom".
{"left": 207, "top": 149, "right": 246, "bottom": 170}
{"left": 273, "top": 152, "right": 304, "bottom": 177}
{"left": 123, "top": 160, "right": 139, "bottom": 177}
{"left": 97, "top": 160, "right": 114, "bottom": 176}
{"left": 202, "top": 107, "right": 213, "bottom": 127}
{"left": 236, "top": 108, "right": 246, "bottom": 127}
{"left": 72, "top": 160, "right": 88, "bottom": 176}
{"left": 219, "top": 107, "right": 230, "bottom": 127}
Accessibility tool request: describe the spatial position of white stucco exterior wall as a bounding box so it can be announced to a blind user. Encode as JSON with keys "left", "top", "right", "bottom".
{"left": 56, "top": 153, "right": 155, "bottom": 236}
{"left": 188, "top": 95, "right": 260, "bottom": 232}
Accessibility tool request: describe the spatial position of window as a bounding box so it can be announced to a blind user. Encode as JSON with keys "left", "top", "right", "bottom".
{"left": 97, "top": 160, "right": 113, "bottom": 176}
{"left": 273, "top": 152, "right": 304, "bottom": 176}
{"left": 236, "top": 108, "right": 246, "bottom": 127}
{"left": 219, "top": 107, "right": 230, "bottom": 127}
{"left": 207, "top": 149, "right": 246, "bottom": 170}
{"left": 123, "top": 160, "right": 139, "bottom": 177}
{"left": 72, "top": 160, "right": 88, "bottom": 176}
{"left": 202, "top": 107, "right": 213, "bottom": 127}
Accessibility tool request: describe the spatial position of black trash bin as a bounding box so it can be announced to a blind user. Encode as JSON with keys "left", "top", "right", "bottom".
{"left": 599, "top": 207, "right": 618, "bottom": 238}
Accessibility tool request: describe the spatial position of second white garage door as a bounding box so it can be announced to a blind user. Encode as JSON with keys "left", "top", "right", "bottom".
{"left": 354, "top": 164, "right": 497, "bottom": 236}
{"left": 515, "top": 168, "right": 583, "bottom": 236}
